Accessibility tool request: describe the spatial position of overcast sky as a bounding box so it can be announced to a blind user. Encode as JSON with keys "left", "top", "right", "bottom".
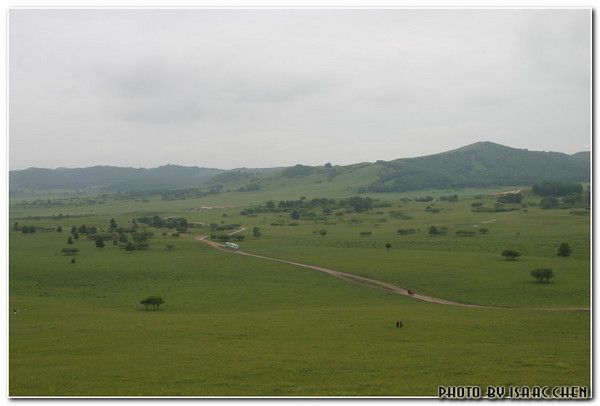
{"left": 9, "top": 9, "right": 590, "bottom": 170}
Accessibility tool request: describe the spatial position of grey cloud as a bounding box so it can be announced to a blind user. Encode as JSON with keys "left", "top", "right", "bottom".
{"left": 9, "top": 9, "right": 591, "bottom": 170}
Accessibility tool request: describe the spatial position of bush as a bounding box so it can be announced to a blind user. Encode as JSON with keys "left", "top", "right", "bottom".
{"left": 397, "top": 228, "right": 416, "bottom": 235}
{"left": 496, "top": 193, "right": 523, "bottom": 204}
{"left": 428, "top": 226, "right": 448, "bottom": 235}
{"left": 557, "top": 242, "right": 572, "bottom": 257}
{"left": 61, "top": 247, "right": 80, "bottom": 256}
{"left": 533, "top": 182, "right": 582, "bottom": 197}
{"left": 389, "top": 210, "right": 412, "bottom": 220}
{"left": 455, "top": 230, "right": 476, "bottom": 237}
{"left": 540, "top": 197, "right": 559, "bottom": 209}
{"left": 439, "top": 194, "right": 458, "bottom": 202}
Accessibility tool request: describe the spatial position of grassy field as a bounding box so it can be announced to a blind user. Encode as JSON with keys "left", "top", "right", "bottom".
{"left": 9, "top": 186, "right": 590, "bottom": 396}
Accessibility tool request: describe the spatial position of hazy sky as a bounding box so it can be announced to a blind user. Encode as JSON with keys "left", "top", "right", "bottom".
{"left": 9, "top": 9, "right": 590, "bottom": 170}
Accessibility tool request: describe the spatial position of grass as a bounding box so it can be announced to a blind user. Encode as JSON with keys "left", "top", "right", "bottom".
{"left": 9, "top": 185, "right": 590, "bottom": 396}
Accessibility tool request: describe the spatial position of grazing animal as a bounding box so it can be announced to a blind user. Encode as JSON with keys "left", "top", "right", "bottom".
{"left": 407, "top": 289, "right": 414, "bottom": 296}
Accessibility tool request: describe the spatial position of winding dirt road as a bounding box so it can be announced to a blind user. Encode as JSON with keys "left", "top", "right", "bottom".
{"left": 195, "top": 233, "right": 589, "bottom": 313}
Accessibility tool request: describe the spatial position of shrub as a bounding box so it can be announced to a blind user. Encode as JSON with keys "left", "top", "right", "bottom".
{"left": 557, "top": 242, "right": 572, "bottom": 257}
{"left": 397, "top": 228, "right": 416, "bottom": 235}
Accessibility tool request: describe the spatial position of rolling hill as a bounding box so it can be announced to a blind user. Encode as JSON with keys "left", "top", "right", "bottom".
{"left": 9, "top": 142, "right": 590, "bottom": 196}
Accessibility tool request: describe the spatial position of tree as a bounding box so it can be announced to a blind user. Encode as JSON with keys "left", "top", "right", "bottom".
{"left": 67, "top": 236, "right": 74, "bottom": 244}
{"left": 118, "top": 233, "right": 128, "bottom": 243}
{"left": 166, "top": 244, "right": 175, "bottom": 251}
{"left": 71, "top": 257, "right": 76, "bottom": 264}
{"left": 61, "top": 247, "right": 80, "bottom": 256}
{"left": 557, "top": 242, "right": 572, "bottom": 257}
{"left": 56, "top": 226, "right": 63, "bottom": 233}
{"left": 140, "top": 298, "right": 151, "bottom": 311}
{"left": 531, "top": 268, "right": 554, "bottom": 283}
{"left": 140, "top": 296, "right": 164, "bottom": 311}
{"left": 501, "top": 250, "right": 521, "bottom": 261}
{"left": 71, "top": 225, "right": 77, "bottom": 235}
{"left": 110, "top": 218, "right": 118, "bottom": 231}
{"left": 78, "top": 224, "right": 88, "bottom": 234}
{"left": 73, "top": 232, "right": 79, "bottom": 240}
{"left": 291, "top": 210, "right": 300, "bottom": 220}
{"left": 385, "top": 243, "right": 392, "bottom": 250}
{"left": 13, "top": 222, "right": 19, "bottom": 231}
{"left": 252, "top": 227, "right": 262, "bottom": 237}
{"left": 125, "top": 241, "right": 135, "bottom": 251}
{"left": 95, "top": 238, "right": 105, "bottom": 249}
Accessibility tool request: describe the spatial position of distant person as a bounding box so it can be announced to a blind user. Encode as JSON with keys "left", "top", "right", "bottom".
{"left": 407, "top": 289, "right": 414, "bottom": 296}
{"left": 396, "top": 321, "right": 403, "bottom": 328}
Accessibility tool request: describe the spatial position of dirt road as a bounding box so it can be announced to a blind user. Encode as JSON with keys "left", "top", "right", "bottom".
{"left": 195, "top": 235, "right": 589, "bottom": 312}
{"left": 228, "top": 227, "right": 246, "bottom": 235}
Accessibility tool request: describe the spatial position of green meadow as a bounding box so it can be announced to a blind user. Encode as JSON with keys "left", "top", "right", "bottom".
{"left": 9, "top": 186, "right": 590, "bottom": 396}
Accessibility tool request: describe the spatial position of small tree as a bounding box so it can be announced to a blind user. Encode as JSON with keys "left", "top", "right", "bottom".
{"left": 557, "top": 242, "right": 572, "bottom": 257}
{"left": 57, "top": 226, "right": 63, "bottom": 233}
{"left": 253, "top": 227, "right": 262, "bottom": 237}
{"left": 67, "top": 236, "right": 74, "bottom": 244}
{"left": 95, "top": 238, "right": 105, "bottom": 249}
{"left": 501, "top": 250, "right": 521, "bottom": 261}
{"left": 71, "top": 257, "right": 76, "bottom": 264}
{"left": 13, "top": 222, "right": 19, "bottom": 231}
{"left": 61, "top": 247, "right": 80, "bottom": 256}
{"left": 531, "top": 268, "right": 554, "bottom": 283}
{"left": 385, "top": 243, "right": 392, "bottom": 250}
{"left": 291, "top": 211, "right": 300, "bottom": 220}
{"left": 110, "top": 218, "right": 118, "bottom": 231}
{"left": 73, "top": 232, "right": 79, "bottom": 240}
{"left": 70, "top": 225, "right": 77, "bottom": 235}
{"left": 125, "top": 241, "right": 135, "bottom": 251}
{"left": 140, "top": 296, "right": 164, "bottom": 311}
{"left": 140, "top": 298, "right": 151, "bottom": 311}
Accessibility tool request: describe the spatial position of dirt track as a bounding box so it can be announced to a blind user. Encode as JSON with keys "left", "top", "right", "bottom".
{"left": 195, "top": 234, "right": 589, "bottom": 313}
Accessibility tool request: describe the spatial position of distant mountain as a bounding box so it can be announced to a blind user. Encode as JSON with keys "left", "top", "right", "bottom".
{"left": 9, "top": 142, "right": 590, "bottom": 195}
{"left": 9, "top": 165, "right": 225, "bottom": 193}
{"left": 365, "top": 142, "right": 590, "bottom": 192}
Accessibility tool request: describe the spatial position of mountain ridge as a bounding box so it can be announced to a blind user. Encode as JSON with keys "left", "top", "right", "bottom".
{"left": 10, "top": 142, "right": 590, "bottom": 195}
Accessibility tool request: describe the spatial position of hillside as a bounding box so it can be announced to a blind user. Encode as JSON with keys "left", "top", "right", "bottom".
{"left": 9, "top": 142, "right": 590, "bottom": 195}
{"left": 365, "top": 142, "right": 590, "bottom": 192}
